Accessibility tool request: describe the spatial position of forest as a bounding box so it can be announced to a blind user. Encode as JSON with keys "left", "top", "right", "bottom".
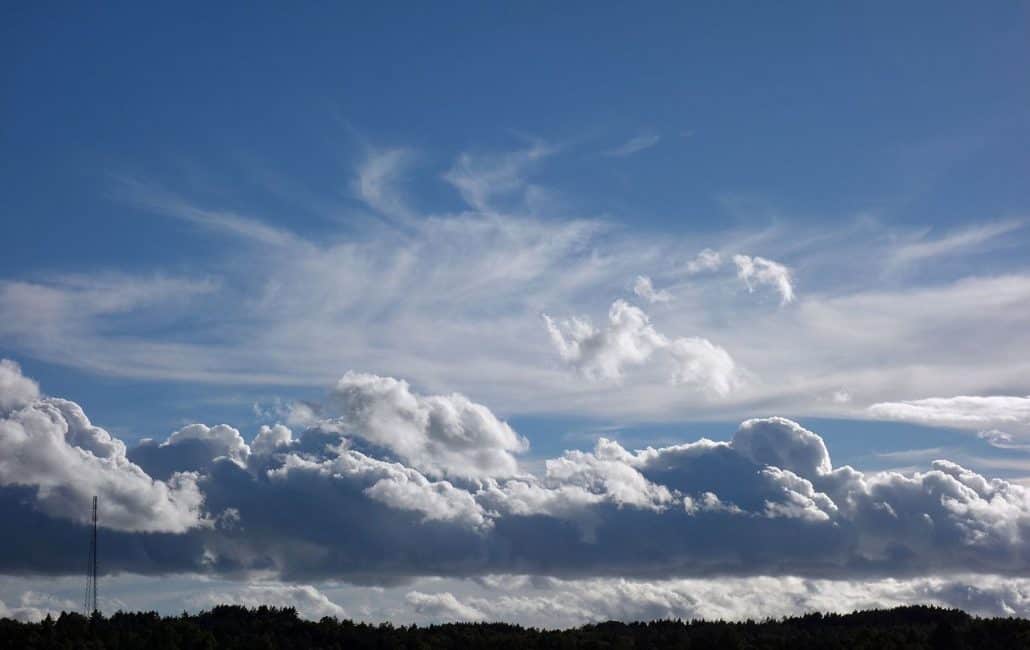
{"left": 1, "top": 604, "right": 1029, "bottom": 649}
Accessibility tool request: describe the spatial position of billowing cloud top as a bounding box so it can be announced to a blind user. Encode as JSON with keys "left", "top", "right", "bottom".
{"left": 325, "top": 372, "right": 529, "bottom": 479}
{"left": 3, "top": 360, "right": 1030, "bottom": 585}
{"left": 543, "top": 300, "right": 738, "bottom": 396}
{"left": 0, "top": 360, "right": 205, "bottom": 533}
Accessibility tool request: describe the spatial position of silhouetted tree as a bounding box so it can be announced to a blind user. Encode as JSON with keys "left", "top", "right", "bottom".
{"left": 1, "top": 604, "right": 1029, "bottom": 649}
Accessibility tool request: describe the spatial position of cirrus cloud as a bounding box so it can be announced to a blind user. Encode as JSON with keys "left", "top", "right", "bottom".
{"left": 733, "top": 254, "right": 794, "bottom": 304}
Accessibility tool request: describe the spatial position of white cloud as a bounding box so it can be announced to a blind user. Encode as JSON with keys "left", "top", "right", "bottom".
{"left": 733, "top": 417, "right": 832, "bottom": 478}
{"left": 114, "top": 176, "right": 306, "bottom": 248}
{"left": 363, "top": 468, "right": 491, "bottom": 530}
{"left": 10, "top": 570, "right": 1030, "bottom": 627}
{"left": 665, "top": 337, "right": 738, "bottom": 396}
{"left": 443, "top": 142, "right": 554, "bottom": 212}
{"left": 325, "top": 372, "right": 529, "bottom": 480}
{"left": 3, "top": 148, "right": 1030, "bottom": 426}
{"left": 271, "top": 446, "right": 492, "bottom": 530}
{"left": 5, "top": 362, "right": 1030, "bottom": 584}
{"left": 868, "top": 395, "right": 1030, "bottom": 436}
{"left": 544, "top": 300, "right": 667, "bottom": 382}
{"left": 0, "top": 592, "right": 77, "bottom": 623}
{"left": 832, "top": 389, "right": 852, "bottom": 404}
{"left": 890, "top": 219, "right": 1026, "bottom": 267}
{"left": 251, "top": 424, "right": 293, "bottom": 456}
{"left": 394, "top": 574, "right": 1030, "bottom": 627}
{"left": 164, "top": 423, "right": 251, "bottom": 464}
{"left": 405, "top": 590, "right": 486, "bottom": 621}
{"left": 976, "top": 429, "right": 1030, "bottom": 450}
{"left": 0, "top": 362, "right": 206, "bottom": 533}
{"left": 733, "top": 254, "right": 794, "bottom": 304}
{"left": 11, "top": 570, "right": 1030, "bottom": 627}
{"left": 355, "top": 148, "right": 413, "bottom": 221}
{"left": 543, "top": 438, "right": 676, "bottom": 510}
{"left": 682, "top": 491, "right": 743, "bottom": 515}
{"left": 544, "top": 300, "right": 738, "bottom": 395}
{"left": 604, "top": 134, "right": 660, "bottom": 157}
{"left": 632, "top": 275, "right": 671, "bottom": 303}
{"left": 685, "top": 248, "right": 722, "bottom": 273}
{"left": 0, "top": 359, "right": 39, "bottom": 414}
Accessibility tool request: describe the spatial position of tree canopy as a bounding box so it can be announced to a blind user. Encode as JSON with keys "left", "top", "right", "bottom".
{"left": 1, "top": 604, "right": 1028, "bottom": 649}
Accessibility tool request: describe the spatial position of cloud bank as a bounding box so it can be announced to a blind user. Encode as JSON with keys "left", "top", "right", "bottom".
{"left": 396, "top": 573, "right": 1030, "bottom": 627}
{"left": 3, "top": 361, "right": 1030, "bottom": 588}
{"left": 9, "top": 571, "right": 1030, "bottom": 626}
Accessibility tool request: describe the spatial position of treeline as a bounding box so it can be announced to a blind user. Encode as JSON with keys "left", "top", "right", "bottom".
{"left": 1, "top": 604, "right": 1029, "bottom": 649}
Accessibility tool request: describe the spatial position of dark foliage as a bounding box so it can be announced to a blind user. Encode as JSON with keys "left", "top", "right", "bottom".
{"left": 1, "top": 604, "right": 1029, "bottom": 649}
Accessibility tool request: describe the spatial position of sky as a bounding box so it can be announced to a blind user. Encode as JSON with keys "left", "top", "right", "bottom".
{"left": 2, "top": 1, "right": 1030, "bottom": 626}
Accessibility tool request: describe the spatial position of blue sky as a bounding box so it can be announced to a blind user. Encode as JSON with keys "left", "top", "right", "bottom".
{"left": 2, "top": 2, "right": 1030, "bottom": 625}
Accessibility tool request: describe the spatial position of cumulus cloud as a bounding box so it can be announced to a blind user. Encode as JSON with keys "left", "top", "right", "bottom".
{"left": 543, "top": 438, "right": 676, "bottom": 511}
{"left": 543, "top": 300, "right": 666, "bottom": 382}
{"left": 665, "top": 337, "right": 738, "bottom": 397}
{"left": 5, "top": 362, "right": 1030, "bottom": 586}
{"left": 868, "top": 395, "right": 1030, "bottom": 436}
{"left": 130, "top": 424, "right": 250, "bottom": 482}
{"left": 251, "top": 424, "right": 293, "bottom": 456}
{"left": 543, "top": 300, "right": 738, "bottom": 395}
{"left": 269, "top": 448, "right": 492, "bottom": 530}
{"left": 732, "top": 417, "right": 832, "bottom": 478}
{"left": 733, "top": 254, "right": 794, "bottom": 304}
{"left": 165, "top": 423, "right": 251, "bottom": 464}
{"left": 324, "top": 372, "right": 529, "bottom": 479}
{"left": 0, "top": 359, "right": 39, "bottom": 414}
{"left": 632, "top": 275, "right": 671, "bottom": 304}
{"left": 0, "top": 362, "right": 205, "bottom": 533}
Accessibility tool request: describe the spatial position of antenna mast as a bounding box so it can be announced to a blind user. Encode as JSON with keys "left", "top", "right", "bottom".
{"left": 83, "top": 496, "right": 98, "bottom": 616}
